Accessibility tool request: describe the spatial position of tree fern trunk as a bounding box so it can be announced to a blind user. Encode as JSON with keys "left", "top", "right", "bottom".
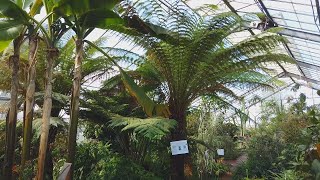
{"left": 170, "top": 104, "right": 189, "bottom": 180}
{"left": 3, "top": 38, "right": 21, "bottom": 179}
{"left": 36, "top": 48, "right": 58, "bottom": 180}
{"left": 44, "top": 126, "right": 58, "bottom": 180}
{"left": 21, "top": 35, "right": 38, "bottom": 173}
{"left": 67, "top": 39, "right": 83, "bottom": 179}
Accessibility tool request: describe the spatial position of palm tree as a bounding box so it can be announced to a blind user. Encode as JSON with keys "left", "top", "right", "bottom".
{"left": 91, "top": 3, "right": 293, "bottom": 178}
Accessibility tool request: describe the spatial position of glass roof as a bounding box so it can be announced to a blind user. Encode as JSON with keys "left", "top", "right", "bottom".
{"left": 2, "top": 0, "right": 320, "bottom": 122}
{"left": 183, "top": 0, "right": 320, "bottom": 121}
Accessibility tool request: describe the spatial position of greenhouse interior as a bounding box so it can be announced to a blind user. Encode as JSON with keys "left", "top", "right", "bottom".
{"left": 1, "top": 0, "right": 320, "bottom": 179}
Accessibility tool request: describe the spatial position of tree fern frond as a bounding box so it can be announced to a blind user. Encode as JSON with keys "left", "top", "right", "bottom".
{"left": 33, "top": 117, "right": 67, "bottom": 139}
{"left": 109, "top": 115, "right": 177, "bottom": 141}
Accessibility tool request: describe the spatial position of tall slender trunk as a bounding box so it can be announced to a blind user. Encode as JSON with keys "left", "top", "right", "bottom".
{"left": 3, "top": 38, "right": 21, "bottom": 179}
{"left": 21, "top": 35, "right": 38, "bottom": 173}
{"left": 169, "top": 103, "right": 189, "bottom": 180}
{"left": 67, "top": 39, "right": 83, "bottom": 179}
{"left": 36, "top": 48, "right": 58, "bottom": 180}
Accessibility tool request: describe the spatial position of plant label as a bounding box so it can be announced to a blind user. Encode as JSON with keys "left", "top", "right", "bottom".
{"left": 217, "top": 149, "right": 224, "bottom": 156}
{"left": 170, "top": 140, "right": 189, "bottom": 155}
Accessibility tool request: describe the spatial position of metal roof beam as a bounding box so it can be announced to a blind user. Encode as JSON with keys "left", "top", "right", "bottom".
{"left": 297, "top": 61, "right": 320, "bottom": 71}
{"left": 315, "top": 0, "right": 320, "bottom": 26}
{"left": 279, "top": 28, "right": 320, "bottom": 43}
{"left": 255, "top": 0, "right": 307, "bottom": 78}
{"left": 222, "top": 0, "right": 295, "bottom": 82}
{"left": 280, "top": 71, "right": 320, "bottom": 85}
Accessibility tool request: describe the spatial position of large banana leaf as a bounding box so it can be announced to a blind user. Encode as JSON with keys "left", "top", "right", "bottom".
{"left": 53, "top": 0, "right": 120, "bottom": 16}
{"left": 119, "top": 68, "right": 156, "bottom": 117}
{"left": 54, "top": 0, "right": 124, "bottom": 33}
{"left": 119, "top": 68, "right": 171, "bottom": 118}
{"left": 0, "top": 20, "right": 24, "bottom": 41}
{"left": 0, "top": 0, "right": 30, "bottom": 23}
{"left": 0, "top": 0, "right": 32, "bottom": 52}
{"left": 14, "top": 0, "right": 34, "bottom": 10}
{"left": 79, "top": 9, "right": 124, "bottom": 29}
{"left": 0, "top": 20, "right": 24, "bottom": 52}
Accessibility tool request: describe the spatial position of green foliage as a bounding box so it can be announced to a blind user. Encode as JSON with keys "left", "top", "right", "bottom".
{"left": 109, "top": 115, "right": 176, "bottom": 141}
{"left": 186, "top": 107, "right": 240, "bottom": 178}
{"left": 312, "top": 159, "right": 320, "bottom": 180}
{"left": 80, "top": 84, "right": 174, "bottom": 179}
{"left": 0, "top": 20, "right": 23, "bottom": 41}
{"left": 0, "top": 0, "right": 35, "bottom": 51}
{"left": 14, "top": 0, "right": 34, "bottom": 9}
{"left": 118, "top": 66, "right": 157, "bottom": 117}
{"left": 32, "top": 117, "right": 67, "bottom": 138}
{"left": 272, "top": 170, "right": 304, "bottom": 180}
{"left": 247, "top": 132, "right": 284, "bottom": 178}
{"left": 214, "top": 122, "right": 239, "bottom": 138}
{"left": 74, "top": 141, "right": 161, "bottom": 180}
{"left": 235, "top": 96, "right": 320, "bottom": 179}
{"left": 0, "top": 0, "right": 30, "bottom": 23}
{"left": 53, "top": 0, "right": 124, "bottom": 38}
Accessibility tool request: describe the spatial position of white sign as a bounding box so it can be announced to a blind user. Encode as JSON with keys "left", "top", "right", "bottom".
{"left": 170, "top": 140, "right": 189, "bottom": 155}
{"left": 217, "top": 149, "right": 224, "bottom": 156}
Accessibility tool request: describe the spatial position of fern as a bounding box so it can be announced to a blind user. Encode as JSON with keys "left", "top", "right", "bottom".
{"left": 109, "top": 115, "right": 177, "bottom": 141}
{"left": 111, "top": 1, "right": 294, "bottom": 108}
{"left": 33, "top": 117, "right": 67, "bottom": 138}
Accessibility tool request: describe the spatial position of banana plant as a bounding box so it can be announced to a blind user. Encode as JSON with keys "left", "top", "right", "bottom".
{"left": 1, "top": 1, "right": 72, "bottom": 179}
{"left": 0, "top": 0, "right": 42, "bottom": 178}
{"left": 52, "top": 0, "right": 125, "bottom": 178}
{"left": 34, "top": 1, "right": 72, "bottom": 179}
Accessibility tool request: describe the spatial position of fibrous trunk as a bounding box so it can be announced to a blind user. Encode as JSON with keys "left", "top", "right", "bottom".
{"left": 3, "top": 39, "right": 21, "bottom": 179}
{"left": 67, "top": 39, "right": 83, "bottom": 179}
{"left": 21, "top": 35, "right": 38, "bottom": 172}
{"left": 169, "top": 104, "right": 189, "bottom": 180}
{"left": 36, "top": 48, "right": 58, "bottom": 180}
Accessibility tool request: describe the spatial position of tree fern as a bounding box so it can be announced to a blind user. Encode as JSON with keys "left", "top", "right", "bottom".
{"left": 106, "top": 2, "right": 295, "bottom": 178}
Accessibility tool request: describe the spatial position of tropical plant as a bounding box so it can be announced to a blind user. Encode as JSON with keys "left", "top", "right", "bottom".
{"left": 234, "top": 96, "right": 320, "bottom": 179}
{"left": 79, "top": 83, "right": 176, "bottom": 178}
{"left": 32, "top": 2, "right": 67, "bottom": 178}
{"left": 0, "top": 0, "right": 42, "bottom": 178}
{"left": 51, "top": 1, "right": 126, "bottom": 177}
{"left": 0, "top": 1, "right": 65, "bottom": 177}
{"left": 94, "top": 2, "right": 293, "bottom": 178}
{"left": 74, "top": 141, "right": 161, "bottom": 180}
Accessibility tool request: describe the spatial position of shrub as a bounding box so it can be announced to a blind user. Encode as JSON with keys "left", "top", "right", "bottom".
{"left": 272, "top": 170, "right": 304, "bottom": 180}
{"left": 233, "top": 132, "right": 285, "bottom": 179}
{"left": 74, "top": 141, "right": 161, "bottom": 180}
